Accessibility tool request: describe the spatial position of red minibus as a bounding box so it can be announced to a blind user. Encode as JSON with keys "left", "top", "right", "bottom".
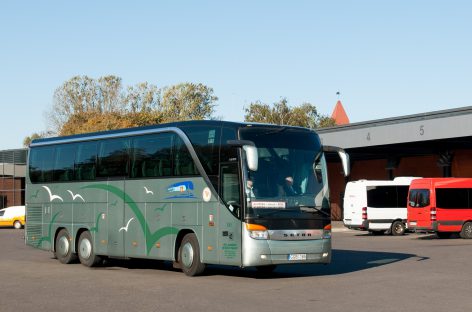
{"left": 407, "top": 178, "right": 472, "bottom": 239}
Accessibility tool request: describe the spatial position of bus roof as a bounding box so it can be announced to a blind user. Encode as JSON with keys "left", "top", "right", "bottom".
{"left": 348, "top": 177, "right": 420, "bottom": 187}
{"left": 410, "top": 177, "right": 472, "bottom": 188}
{"left": 30, "top": 120, "right": 316, "bottom": 147}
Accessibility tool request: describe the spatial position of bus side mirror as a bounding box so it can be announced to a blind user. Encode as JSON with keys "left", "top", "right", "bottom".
{"left": 323, "top": 145, "right": 350, "bottom": 177}
{"left": 227, "top": 140, "right": 258, "bottom": 171}
{"left": 243, "top": 145, "right": 258, "bottom": 171}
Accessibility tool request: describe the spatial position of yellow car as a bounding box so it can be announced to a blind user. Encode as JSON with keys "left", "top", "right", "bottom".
{"left": 0, "top": 206, "right": 25, "bottom": 229}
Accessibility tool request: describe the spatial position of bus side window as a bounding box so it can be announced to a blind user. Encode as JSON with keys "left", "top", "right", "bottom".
{"left": 53, "top": 144, "right": 76, "bottom": 182}
{"left": 419, "top": 190, "right": 430, "bottom": 207}
{"left": 221, "top": 162, "right": 241, "bottom": 218}
{"left": 132, "top": 133, "right": 173, "bottom": 178}
{"left": 173, "top": 136, "right": 198, "bottom": 176}
{"left": 181, "top": 126, "right": 220, "bottom": 175}
{"left": 408, "top": 190, "right": 417, "bottom": 207}
{"left": 29, "top": 146, "right": 55, "bottom": 183}
{"left": 75, "top": 142, "right": 98, "bottom": 181}
{"left": 409, "top": 189, "right": 430, "bottom": 207}
{"left": 98, "top": 138, "right": 130, "bottom": 178}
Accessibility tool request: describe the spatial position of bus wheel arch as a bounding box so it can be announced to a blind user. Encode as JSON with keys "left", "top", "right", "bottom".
{"left": 176, "top": 231, "right": 206, "bottom": 276}
{"left": 54, "top": 228, "right": 77, "bottom": 264}
{"left": 174, "top": 229, "right": 194, "bottom": 262}
{"left": 391, "top": 220, "right": 406, "bottom": 236}
{"left": 460, "top": 221, "right": 472, "bottom": 239}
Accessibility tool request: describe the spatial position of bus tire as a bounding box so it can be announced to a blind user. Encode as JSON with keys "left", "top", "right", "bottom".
{"left": 460, "top": 222, "right": 472, "bottom": 239}
{"left": 391, "top": 221, "right": 406, "bottom": 236}
{"left": 78, "top": 231, "right": 102, "bottom": 267}
{"left": 13, "top": 220, "right": 22, "bottom": 229}
{"left": 178, "top": 233, "right": 205, "bottom": 276}
{"left": 55, "top": 229, "right": 77, "bottom": 264}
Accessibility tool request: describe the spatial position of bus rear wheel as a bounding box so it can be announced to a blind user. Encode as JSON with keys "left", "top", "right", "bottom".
{"left": 78, "top": 231, "right": 102, "bottom": 267}
{"left": 55, "top": 229, "right": 77, "bottom": 264}
{"left": 391, "top": 221, "right": 406, "bottom": 236}
{"left": 178, "top": 233, "right": 205, "bottom": 276}
{"left": 460, "top": 222, "right": 472, "bottom": 239}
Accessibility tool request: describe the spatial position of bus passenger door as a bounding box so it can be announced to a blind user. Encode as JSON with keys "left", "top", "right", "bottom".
{"left": 106, "top": 180, "right": 125, "bottom": 257}
{"left": 218, "top": 162, "right": 242, "bottom": 266}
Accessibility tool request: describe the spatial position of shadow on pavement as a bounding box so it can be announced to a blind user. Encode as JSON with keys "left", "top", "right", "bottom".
{"left": 206, "top": 249, "right": 423, "bottom": 279}
{"left": 98, "top": 248, "right": 425, "bottom": 279}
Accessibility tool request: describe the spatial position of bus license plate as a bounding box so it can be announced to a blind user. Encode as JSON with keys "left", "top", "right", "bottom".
{"left": 288, "top": 254, "right": 307, "bottom": 261}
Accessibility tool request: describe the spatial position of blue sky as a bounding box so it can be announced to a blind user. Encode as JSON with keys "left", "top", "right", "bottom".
{"left": 1, "top": 1, "right": 471, "bottom": 149}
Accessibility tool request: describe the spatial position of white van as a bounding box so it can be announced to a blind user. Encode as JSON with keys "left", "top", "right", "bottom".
{"left": 0, "top": 206, "right": 26, "bottom": 229}
{"left": 343, "top": 177, "right": 419, "bottom": 235}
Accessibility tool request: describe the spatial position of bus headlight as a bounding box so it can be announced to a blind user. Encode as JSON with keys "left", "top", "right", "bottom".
{"left": 246, "top": 223, "right": 269, "bottom": 240}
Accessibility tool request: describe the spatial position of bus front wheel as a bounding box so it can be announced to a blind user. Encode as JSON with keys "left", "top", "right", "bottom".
{"left": 78, "top": 231, "right": 102, "bottom": 267}
{"left": 55, "top": 229, "right": 77, "bottom": 264}
{"left": 460, "top": 222, "right": 472, "bottom": 239}
{"left": 178, "top": 233, "right": 205, "bottom": 276}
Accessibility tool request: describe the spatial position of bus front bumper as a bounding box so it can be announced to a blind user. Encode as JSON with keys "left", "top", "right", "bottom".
{"left": 408, "top": 221, "right": 438, "bottom": 232}
{"left": 343, "top": 220, "right": 369, "bottom": 230}
{"left": 241, "top": 227, "right": 331, "bottom": 267}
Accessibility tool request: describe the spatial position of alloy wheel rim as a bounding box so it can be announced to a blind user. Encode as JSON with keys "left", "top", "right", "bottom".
{"left": 58, "top": 236, "right": 70, "bottom": 257}
{"left": 181, "top": 242, "right": 194, "bottom": 268}
{"left": 79, "top": 238, "right": 92, "bottom": 260}
{"left": 466, "top": 225, "right": 472, "bottom": 236}
{"left": 394, "top": 224, "right": 403, "bottom": 234}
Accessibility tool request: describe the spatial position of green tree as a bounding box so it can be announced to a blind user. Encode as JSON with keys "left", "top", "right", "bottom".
{"left": 98, "top": 75, "right": 124, "bottom": 113}
{"left": 49, "top": 75, "right": 124, "bottom": 133}
{"left": 244, "top": 98, "right": 335, "bottom": 128}
{"left": 23, "top": 131, "right": 54, "bottom": 147}
{"left": 60, "top": 111, "right": 137, "bottom": 136}
{"left": 160, "top": 83, "right": 217, "bottom": 122}
{"left": 123, "top": 82, "right": 160, "bottom": 113}
{"left": 34, "top": 77, "right": 219, "bottom": 140}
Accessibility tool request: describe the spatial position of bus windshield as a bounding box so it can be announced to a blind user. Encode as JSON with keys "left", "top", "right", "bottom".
{"left": 239, "top": 127, "right": 329, "bottom": 219}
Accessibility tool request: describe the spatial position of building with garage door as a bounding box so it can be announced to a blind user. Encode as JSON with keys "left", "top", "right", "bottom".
{"left": 0, "top": 149, "right": 27, "bottom": 208}
{"left": 318, "top": 106, "right": 472, "bottom": 220}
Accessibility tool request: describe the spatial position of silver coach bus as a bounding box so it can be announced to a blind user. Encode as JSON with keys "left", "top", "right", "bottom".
{"left": 26, "top": 120, "right": 349, "bottom": 276}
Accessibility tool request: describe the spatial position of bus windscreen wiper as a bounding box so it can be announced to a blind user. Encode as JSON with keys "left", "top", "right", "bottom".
{"left": 299, "top": 205, "right": 330, "bottom": 217}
